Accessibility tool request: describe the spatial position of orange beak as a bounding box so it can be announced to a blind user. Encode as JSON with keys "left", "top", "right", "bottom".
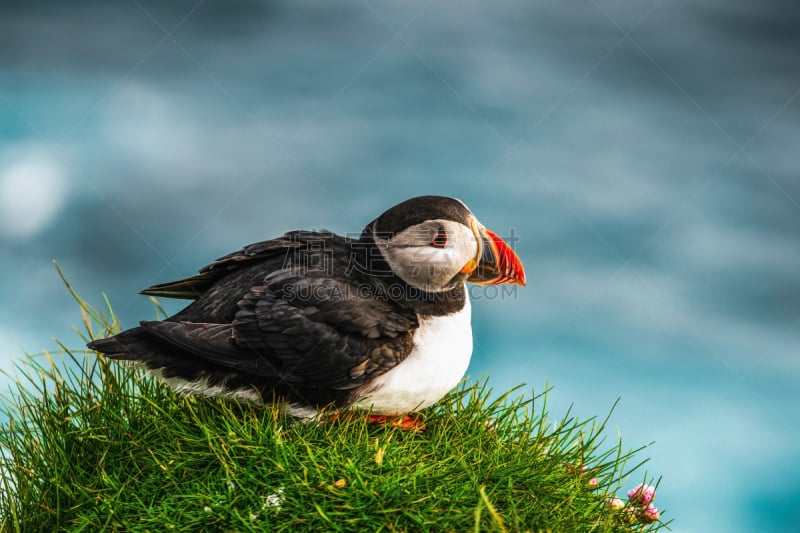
{"left": 465, "top": 225, "right": 526, "bottom": 286}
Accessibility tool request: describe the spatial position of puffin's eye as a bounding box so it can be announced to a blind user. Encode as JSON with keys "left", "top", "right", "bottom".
{"left": 431, "top": 227, "right": 448, "bottom": 248}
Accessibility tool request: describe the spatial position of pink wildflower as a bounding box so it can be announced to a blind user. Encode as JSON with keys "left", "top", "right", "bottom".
{"left": 638, "top": 503, "right": 661, "bottom": 523}
{"left": 627, "top": 483, "right": 656, "bottom": 505}
{"left": 588, "top": 477, "right": 599, "bottom": 488}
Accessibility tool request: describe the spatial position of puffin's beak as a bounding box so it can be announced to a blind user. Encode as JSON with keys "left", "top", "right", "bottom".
{"left": 464, "top": 222, "right": 526, "bottom": 286}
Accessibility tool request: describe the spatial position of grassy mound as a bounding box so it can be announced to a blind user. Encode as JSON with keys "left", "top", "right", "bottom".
{"left": 0, "top": 279, "right": 668, "bottom": 532}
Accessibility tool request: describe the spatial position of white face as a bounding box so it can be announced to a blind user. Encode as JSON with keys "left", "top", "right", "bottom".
{"left": 373, "top": 218, "right": 479, "bottom": 292}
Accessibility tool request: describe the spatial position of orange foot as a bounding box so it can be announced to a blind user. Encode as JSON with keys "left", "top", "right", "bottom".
{"left": 365, "top": 414, "right": 426, "bottom": 433}
{"left": 327, "top": 413, "right": 426, "bottom": 433}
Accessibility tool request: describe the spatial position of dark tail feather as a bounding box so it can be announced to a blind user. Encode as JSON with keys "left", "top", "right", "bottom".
{"left": 87, "top": 326, "right": 216, "bottom": 381}
{"left": 87, "top": 327, "right": 149, "bottom": 360}
{"left": 87, "top": 325, "right": 257, "bottom": 391}
{"left": 140, "top": 272, "right": 216, "bottom": 300}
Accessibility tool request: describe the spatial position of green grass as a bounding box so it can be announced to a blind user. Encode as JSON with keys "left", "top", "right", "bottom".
{"left": 0, "top": 278, "right": 669, "bottom": 532}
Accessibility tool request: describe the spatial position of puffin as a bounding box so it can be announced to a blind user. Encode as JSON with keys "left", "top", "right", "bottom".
{"left": 88, "top": 196, "right": 525, "bottom": 425}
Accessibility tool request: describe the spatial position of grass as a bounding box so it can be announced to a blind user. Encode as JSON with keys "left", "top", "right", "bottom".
{"left": 0, "top": 277, "right": 669, "bottom": 532}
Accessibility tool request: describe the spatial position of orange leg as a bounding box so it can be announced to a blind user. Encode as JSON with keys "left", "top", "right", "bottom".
{"left": 364, "top": 414, "right": 426, "bottom": 433}
{"left": 327, "top": 412, "right": 425, "bottom": 433}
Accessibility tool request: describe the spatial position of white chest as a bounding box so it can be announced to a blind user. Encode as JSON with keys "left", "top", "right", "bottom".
{"left": 351, "top": 296, "right": 473, "bottom": 415}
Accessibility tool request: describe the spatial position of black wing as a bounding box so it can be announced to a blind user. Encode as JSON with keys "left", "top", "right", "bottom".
{"left": 138, "top": 269, "right": 418, "bottom": 390}
{"left": 140, "top": 231, "right": 335, "bottom": 300}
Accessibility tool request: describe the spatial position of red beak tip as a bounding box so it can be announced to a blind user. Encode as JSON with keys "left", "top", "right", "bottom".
{"left": 474, "top": 226, "right": 527, "bottom": 287}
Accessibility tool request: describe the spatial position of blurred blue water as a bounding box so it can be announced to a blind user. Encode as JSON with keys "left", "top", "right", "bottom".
{"left": 1, "top": 1, "right": 799, "bottom": 531}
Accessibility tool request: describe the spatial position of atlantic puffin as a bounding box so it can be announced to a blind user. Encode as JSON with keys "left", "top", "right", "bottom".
{"left": 88, "top": 196, "right": 525, "bottom": 422}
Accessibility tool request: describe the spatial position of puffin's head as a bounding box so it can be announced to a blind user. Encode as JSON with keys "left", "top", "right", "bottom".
{"left": 366, "top": 195, "right": 526, "bottom": 293}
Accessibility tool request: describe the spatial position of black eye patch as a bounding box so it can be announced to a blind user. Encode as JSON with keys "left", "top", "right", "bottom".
{"left": 430, "top": 227, "right": 448, "bottom": 248}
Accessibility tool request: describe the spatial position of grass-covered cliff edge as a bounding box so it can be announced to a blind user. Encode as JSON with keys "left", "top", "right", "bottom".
{"left": 0, "top": 282, "right": 669, "bottom": 532}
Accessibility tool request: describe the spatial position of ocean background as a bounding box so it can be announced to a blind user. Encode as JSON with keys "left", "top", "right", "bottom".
{"left": 1, "top": 1, "right": 799, "bottom": 531}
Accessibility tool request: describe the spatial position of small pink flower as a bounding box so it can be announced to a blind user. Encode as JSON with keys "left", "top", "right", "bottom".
{"left": 627, "top": 483, "right": 656, "bottom": 505}
{"left": 638, "top": 504, "right": 660, "bottom": 523}
{"left": 588, "top": 477, "right": 599, "bottom": 488}
{"left": 605, "top": 497, "right": 625, "bottom": 510}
